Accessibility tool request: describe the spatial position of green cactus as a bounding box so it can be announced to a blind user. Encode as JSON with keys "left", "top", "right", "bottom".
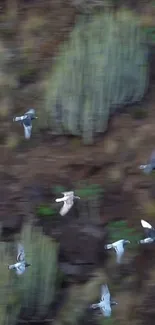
{"left": 0, "top": 241, "right": 21, "bottom": 325}
{"left": 17, "top": 223, "right": 59, "bottom": 321}
{"left": 44, "top": 10, "right": 148, "bottom": 144}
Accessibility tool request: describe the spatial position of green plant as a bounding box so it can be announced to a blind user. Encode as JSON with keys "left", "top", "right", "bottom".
{"left": 131, "top": 107, "right": 148, "bottom": 120}
{"left": 76, "top": 184, "right": 104, "bottom": 199}
{"left": 44, "top": 10, "right": 149, "bottom": 144}
{"left": 107, "top": 220, "right": 141, "bottom": 248}
{"left": 143, "top": 26, "right": 155, "bottom": 43}
{"left": 16, "top": 223, "right": 59, "bottom": 321}
{"left": 37, "top": 204, "right": 56, "bottom": 217}
{"left": 53, "top": 185, "right": 67, "bottom": 195}
{"left": 99, "top": 317, "right": 119, "bottom": 325}
{"left": 0, "top": 241, "right": 21, "bottom": 325}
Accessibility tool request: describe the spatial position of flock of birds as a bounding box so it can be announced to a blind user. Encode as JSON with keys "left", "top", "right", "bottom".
{"left": 12, "top": 109, "right": 155, "bottom": 317}
{"left": 89, "top": 218, "right": 155, "bottom": 317}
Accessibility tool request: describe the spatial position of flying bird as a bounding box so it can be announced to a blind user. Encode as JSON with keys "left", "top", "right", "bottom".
{"left": 104, "top": 239, "right": 130, "bottom": 264}
{"left": 90, "top": 284, "right": 117, "bottom": 317}
{"left": 139, "top": 151, "right": 155, "bottom": 174}
{"left": 55, "top": 191, "right": 80, "bottom": 216}
{"left": 139, "top": 219, "right": 155, "bottom": 244}
{"left": 8, "top": 243, "right": 31, "bottom": 275}
{"left": 13, "top": 108, "right": 38, "bottom": 139}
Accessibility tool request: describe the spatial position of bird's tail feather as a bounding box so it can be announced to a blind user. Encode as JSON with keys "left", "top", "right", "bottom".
{"left": 23, "top": 125, "right": 31, "bottom": 139}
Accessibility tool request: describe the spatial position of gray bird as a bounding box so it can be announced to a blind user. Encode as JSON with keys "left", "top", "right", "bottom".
{"left": 8, "top": 243, "right": 31, "bottom": 275}
{"left": 90, "top": 284, "right": 117, "bottom": 317}
{"left": 13, "top": 108, "right": 38, "bottom": 139}
{"left": 139, "top": 219, "right": 155, "bottom": 244}
{"left": 139, "top": 151, "right": 155, "bottom": 174}
{"left": 104, "top": 239, "right": 130, "bottom": 264}
{"left": 55, "top": 191, "right": 80, "bottom": 216}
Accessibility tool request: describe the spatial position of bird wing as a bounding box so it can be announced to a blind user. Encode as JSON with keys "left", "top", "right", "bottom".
{"left": 100, "top": 305, "right": 111, "bottom": 317}
{"left": 141, "top": 219, "right": 155, "bottom": 238}
{"left": 141, "top": 219, "right": 153, "bottom": 230}
{"left": 17, "top": 244, "right": 25, "bottom": 262}
{"left": 55, "top": 197, "right": 66, "bottom": 202}
{"left": 25, "top": 108, "right": 35, "bottom": 116}
{"left": 101, "top": 285, "right": 110, "bottom": 303}
{"left": 23, "top": 124, "right": 32, "bottom": 139}
{"left": 16, "top": 263, "right": 25, "bottom": 275}
{"left": 150, "top": 151, "right": 155, "bottom": 165}
{"left": 113, "top": 240, "right": 124, "bottom": 263}
{"left": 59, "top": 200, "right": 73, "bottom": 216}
{"left": 14, "top": 115, "right": 27, "bottom": 122}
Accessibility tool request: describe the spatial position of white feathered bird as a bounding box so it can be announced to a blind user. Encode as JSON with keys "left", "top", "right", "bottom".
{"left": 13, "top": 108, "right": 38, "bottom": 139}
{"left": 55, "top": 191, "right": 80, "bottom": 216}
{"left": 139, "top": 150, "right": 155, "bottom": 174}
{"left": 104, "top": 239, "right": 130, "bottom": 264}
{"left": 8, "top": 243, "right": 31, "bottom": 275}
{"left": 139, "top": 219, "right": 155, "bottom": 244}
{"left": 90, "top": 284, "right": 117, "bottom": 317}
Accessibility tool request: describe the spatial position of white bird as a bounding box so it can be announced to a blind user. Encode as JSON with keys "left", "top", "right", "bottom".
{"left": 139, "top": 151, "right": 155, "bottom": 174}
{"left": 90, "top": 284, "right": 117, "bottom": 317}
{"left": 139, "top": 219, "right": 155, "bottom": 244}
{"left": 8, "top": 243, "right": 31, "bottom": 275}
{"left": 55, "top": 191, "right": 80, "bottom": 216}
{"left": 13, "top": 108, "right": 38, "bottom": 139}
{"left": 104, "top": 239, "right": 130, "bottom": 264}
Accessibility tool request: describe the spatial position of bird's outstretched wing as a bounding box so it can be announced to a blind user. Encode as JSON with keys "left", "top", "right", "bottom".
{"left": 101, "top": 285, "right": 110, "bottom": 302}
{"left": 59, "top": 200, "right": 73, "bottom": 216}
{"left": 55, "top": 197, "right": 65, "bottom": 203}
{"left": 141, "top": 219, "right": 153, "bottom": 230}
{"left": 17, "top": 244, "right": 25, "bottom": 262}
{"left": 25, "top": 108, "right": 35, "bottom": 116}
{"left": 141, "top": 219, "right": 155, "bottom": 239}
{"left": 23, "top": 124, "right": 32, "bottom": 139}
{"left": 16, "top": 263, "right": 25, "bottom": 275}
{"left": 114, "top": 240, "right": 124, "bottom": 263}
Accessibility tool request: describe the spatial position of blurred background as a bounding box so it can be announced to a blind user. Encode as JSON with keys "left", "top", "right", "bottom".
{"left": 1, "top": 0, "right": 155, "bottom": 324}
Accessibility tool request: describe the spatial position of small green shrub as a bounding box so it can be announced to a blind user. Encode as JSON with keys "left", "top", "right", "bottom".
{"left": 107, "top": 220, "right": 141, "bottom": 248}
{"left": 131, "top": 107, "right": 148, "bottom": 120}
{"left": 76, "top": 184, "right": 104, "bottom": 199}
{"left": 37, "top": 204, "right": 56, "bottom": 217}
{"left": 53, "top": 185, "right": 67, "bottom": 195}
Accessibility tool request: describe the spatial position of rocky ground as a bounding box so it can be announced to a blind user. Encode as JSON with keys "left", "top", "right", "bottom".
{"left": 1, "top": 1, "right": 155, "bottom": 324}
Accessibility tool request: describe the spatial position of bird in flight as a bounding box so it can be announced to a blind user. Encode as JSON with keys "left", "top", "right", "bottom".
{"left": 104, "top": 239, "right": 130, "bottom": 264}
{"left": 8, "top": 243, "right": 31, "bottom": 275}
{"left": 55, "top": 191, "right": 80, "bottom": 216}
{"left": 90, "top": 284, "right": 117, "bottom": 317}
{"left": 139, "top": 219, "right": 155, "bottom": 244}
{"left": 13, "top": 108, "right": 38, "bottom": 139}
{"left": 139, "top": 150, "right": 155, "bottom": 174}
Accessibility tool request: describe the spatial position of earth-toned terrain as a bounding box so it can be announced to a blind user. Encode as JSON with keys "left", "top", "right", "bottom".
{"left": 1, "top": 1, "right": 155, "bottom": 325}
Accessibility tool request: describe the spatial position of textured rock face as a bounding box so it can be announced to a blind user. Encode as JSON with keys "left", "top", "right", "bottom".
{"left": 58, "top": 223, "right": 107, "bottom": 278}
